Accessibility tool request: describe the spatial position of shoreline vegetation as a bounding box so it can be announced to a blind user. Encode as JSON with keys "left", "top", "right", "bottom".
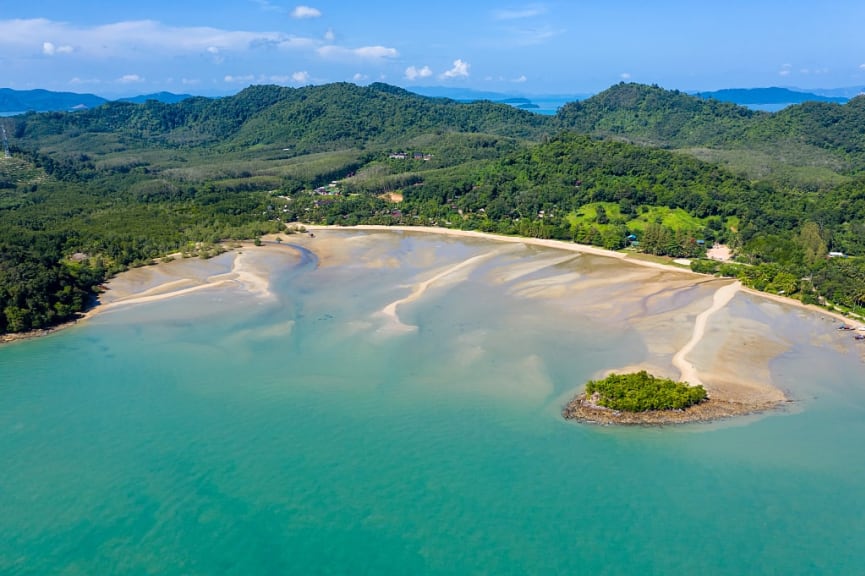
{"left": 3, "top": 225, "right": 862, "bottom": 425}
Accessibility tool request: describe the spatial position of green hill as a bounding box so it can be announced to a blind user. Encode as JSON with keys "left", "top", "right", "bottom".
{"left": 3, "top": 81, "right": 865, "bottom": 335}
{"left": 555, "top": 83, "right": 865, "bottom": 184}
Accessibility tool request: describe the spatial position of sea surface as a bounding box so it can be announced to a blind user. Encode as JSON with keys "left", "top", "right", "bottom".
{"left": 1, "top": 232, "right": 864, "bottom": 575}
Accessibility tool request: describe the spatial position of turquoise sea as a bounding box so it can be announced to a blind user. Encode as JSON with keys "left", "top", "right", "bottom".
{"left": 1, "top": 231, "right": 864, "bottom": 575}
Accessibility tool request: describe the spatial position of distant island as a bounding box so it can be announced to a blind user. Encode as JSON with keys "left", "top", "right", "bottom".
{"left": 0, "top": 88, "right": 193, "bottom": 114}
{"left": 695, "top": 86, "right": 849, "bottom": 106}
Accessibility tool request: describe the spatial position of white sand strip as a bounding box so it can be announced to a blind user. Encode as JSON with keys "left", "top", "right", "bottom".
{"left": 102, "top": 248, "right": 278, "bottom": 311}
{"left": 228, "top": 250, "right": 272, "bottom": 297}
{"left": 379, "top": 251, "right": 497, "bottom": 330}
{"left": 100, "top": 279, "right": 235, "bottom": 311}
{"left": 672, "top": 281, "right": 741, "bottom": 386}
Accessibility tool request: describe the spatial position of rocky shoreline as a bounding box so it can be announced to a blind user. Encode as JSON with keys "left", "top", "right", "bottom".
{"left": 0, "top": 317, "right": 85, "bottom": 345}
{"left": 562, "top": 393, "right": 783, "bottom": 426}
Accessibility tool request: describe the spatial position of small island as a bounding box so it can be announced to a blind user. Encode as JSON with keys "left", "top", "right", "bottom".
{"left": 563, "top": 370, "right": 770, "bottom": 425}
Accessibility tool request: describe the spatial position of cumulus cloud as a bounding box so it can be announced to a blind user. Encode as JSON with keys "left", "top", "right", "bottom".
{"left": 317, "top": 44, "right": 398, "bottom": 60}
{"left": 441, "top": 59, "right": 470, "bottom": 79}
{"left": 42, "top": 41, "right": 73, "bottom": 55}
{"left": 324, "top": 29, "right": 335, "bottom": 42}
{"left": 404, "top": 65, "right": 433, "bottom": 81}
{"left": 292, "top": 71, "right": 310, "bottom": 83}
{"left": 352, "top": 72, "right": 368, "bottom": 82}
{"left": 118, "top": 74, "right": 143, "bottom": 83}
{"left": 291, "top": 5, "right": 322, "bottom": 19}
{"left": 354, "top": 46, "right": 398, "bottom": 58}
{"left": 620, "top": 72, "right": 631, "bottom": 80}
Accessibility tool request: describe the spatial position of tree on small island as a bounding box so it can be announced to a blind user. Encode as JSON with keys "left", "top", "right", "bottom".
{"left": 585, "top": 371, "right": 707, "bottom": 412}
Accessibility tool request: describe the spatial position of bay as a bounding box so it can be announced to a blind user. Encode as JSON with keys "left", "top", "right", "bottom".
{"left": 1, "top": 231, "right": 863, "bottom": 575}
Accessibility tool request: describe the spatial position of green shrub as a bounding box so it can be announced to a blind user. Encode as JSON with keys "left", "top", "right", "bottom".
{"left": 585, "top": 371, "right": 707, "bottom": 412}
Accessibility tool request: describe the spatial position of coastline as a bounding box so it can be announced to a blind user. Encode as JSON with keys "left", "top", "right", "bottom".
{"left": 3, "top": 224, "right": 860, "bottom": 428}
{"left": 561, "top": 395, "right": 785, "bottom": 426}
{"left": 0, "top": 241, "right": 300, "bottom": 345}
{"left": 298, "top": 225, "right": 862, "bottom": 424}
{"left": 304, "top": 224, "right": 865, "bottom": 331}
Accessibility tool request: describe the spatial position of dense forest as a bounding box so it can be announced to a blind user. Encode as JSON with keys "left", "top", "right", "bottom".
{"left": 2, "top": 81, "right": 865, "bottom": 335}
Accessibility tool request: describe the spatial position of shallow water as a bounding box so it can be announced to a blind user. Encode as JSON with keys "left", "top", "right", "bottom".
{"left": 1, "top": 231, "right": 863, "bottom": 575}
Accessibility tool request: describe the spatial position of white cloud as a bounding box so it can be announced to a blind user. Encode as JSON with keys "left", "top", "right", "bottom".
{"left": 352, "top": 72, "right": 368, "bottom": 82}
{"left": 317, "top": 44, "right": 398, "bottom": 60}
{"left": 324, "top": 29, "right": 335, "bottom": 42}
{"left": 354, "top": 46, "right": 398, "bottom": 59}
{"left": 181, "top": 77, "right": 200, "bottom": 85}
{"left": 291, "top": 5, "right": 322, "bottom": 19}
{"left": 224, "top": 74, "right": 255, "bottom": 83}
{"left": 0, "top": 18, "right": 298, "bottom": 60}
{"left": 494, "top": 4, "right": 547, "bottom": 20}
{"left": 118, "top": 74, "right": 143, "bottom": 83}
{"left": 404, "top": 65, "right": 433, "bottom": 81}
{"left": 620, "top": 72, "right": 631, "bottom": 80}
{"left": 42, "top": 41, "right": 73, "bottom": 55}
{"left": 292, "top": 71, "right": 310, "bottom": 83}
{"left": 441, "top": 59, "right": 470, "bottom": 79}
{"left": 860, "top": 63, "right": 865, "bottom": 70}
{"left": 512, "top": 74, "right": 527, "bottom": 83}
{"left": 779, "top": 63, "right": 793, "bottom": 77}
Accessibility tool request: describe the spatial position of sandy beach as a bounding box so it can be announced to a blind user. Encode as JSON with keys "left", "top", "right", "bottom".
{"left": 94, "top": 242, "right": 298, "bottom": 313}
{"left": 6, "top": 224, "right": 861, "bottom": 424}
{"left": 283, "top": 226, "right": 864, "bottom": 418}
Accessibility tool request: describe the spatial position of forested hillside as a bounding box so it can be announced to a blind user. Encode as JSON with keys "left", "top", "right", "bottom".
{"left": 2, "top": 81, "right": 865, "bottom": 336}
{"left": 556, "top": 83, "right": 865, "bottom": 184}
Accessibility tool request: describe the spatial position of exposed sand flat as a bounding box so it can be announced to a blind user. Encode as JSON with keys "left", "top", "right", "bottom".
{"left": 507, "top": 272, "right": 585, "bottom": 299}
{"left": 209, "top": 250, "right": 273, "bottom": 298}
{"left": 487, "top": 253, "right": 580, "bottom": 285}
{"left": 671, "top": 280, "right": 741, "bottom": 386}
{"left": 11, "top": 224, "right": 855, "bottom": 421}
{"left": 378, "top": 250, "right": 499, "bottom": 331}
{"left": 98, "top": 243, "right": 298, "bottom": 313}
{"left": 99, "top": 278, "right": 236, "bottom": 311}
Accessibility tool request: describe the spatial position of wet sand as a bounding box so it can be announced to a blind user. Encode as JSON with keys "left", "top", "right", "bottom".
{"left": 287, "top": 227, "right": 862, "bottom": 423}
{"left": 97, "top": 242, "right": 297, "bottom": 312}
{"left": 7, "top": 226, "right": 860, "bottom": 427}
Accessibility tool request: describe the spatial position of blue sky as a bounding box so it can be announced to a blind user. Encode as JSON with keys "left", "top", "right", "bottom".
{"left": 2, "top": 1, "right": 864, "bottom": 96}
